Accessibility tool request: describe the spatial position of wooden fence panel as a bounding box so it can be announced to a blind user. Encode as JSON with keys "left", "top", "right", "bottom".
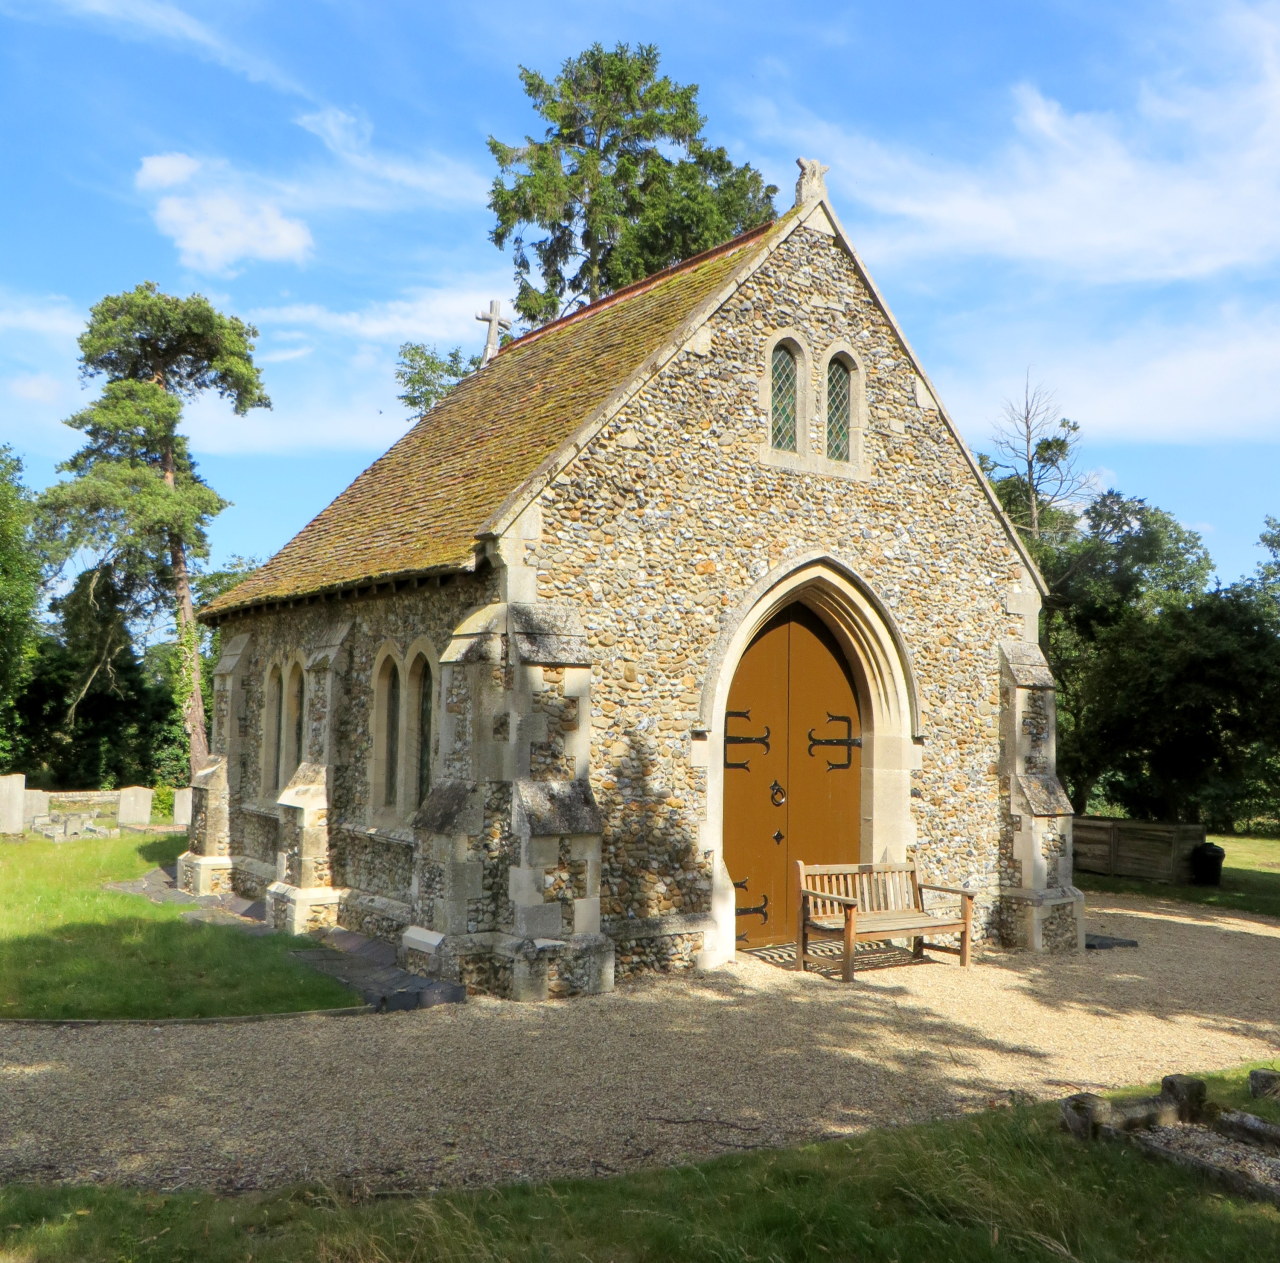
{"left": 1072, "top": 817, "right": 1205, "bottom": 884}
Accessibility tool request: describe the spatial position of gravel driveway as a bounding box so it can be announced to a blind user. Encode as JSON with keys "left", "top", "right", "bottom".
{"left": 2, "top": 893, "right": 1277, "bottom": 1192}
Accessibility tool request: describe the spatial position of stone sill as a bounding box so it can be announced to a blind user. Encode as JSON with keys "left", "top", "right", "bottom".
{"left": 602, "top": 911, "right": 715, "bottom": 941}
{"left": 334, "top": 821, "right": 416, "bottom": 848}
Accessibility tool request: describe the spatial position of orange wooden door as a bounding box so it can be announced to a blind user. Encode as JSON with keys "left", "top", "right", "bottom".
{"left": 723, "top": 605, "right": 861, "bottom": 947}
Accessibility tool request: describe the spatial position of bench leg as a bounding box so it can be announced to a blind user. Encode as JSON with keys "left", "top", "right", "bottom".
{"left": 798, "top": 903, "right": 808, "bottom": 973}
{"left": 912, "top": 935, "right": 925, "bottom": 960}
{"left": 842, "top": 906, "right": 856, "bottom": 982}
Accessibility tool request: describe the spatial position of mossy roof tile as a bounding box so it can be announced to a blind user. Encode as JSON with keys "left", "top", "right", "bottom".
{"left": 203, "top": 219, "right": 783, "bottom": 620}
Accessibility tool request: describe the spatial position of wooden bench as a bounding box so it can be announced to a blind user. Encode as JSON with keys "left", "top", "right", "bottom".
{"left": 795, "top": 860, "right": 974, "bottom": 981}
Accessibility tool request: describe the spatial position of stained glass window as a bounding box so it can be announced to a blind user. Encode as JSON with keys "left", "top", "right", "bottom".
{"left": 771, "top": 345, "right": 798, "bottom": 452}
{"left": 827, "top": 360, "right": 852, "bottom": 461}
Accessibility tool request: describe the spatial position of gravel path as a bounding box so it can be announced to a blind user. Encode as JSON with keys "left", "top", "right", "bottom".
{"left": 2, "top": 893, "right": 1277, "bottom": 1192}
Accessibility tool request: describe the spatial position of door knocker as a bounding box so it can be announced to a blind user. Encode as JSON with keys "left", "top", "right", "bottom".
{"left": 769, "top": 780, "right": 787, "bottom": 806}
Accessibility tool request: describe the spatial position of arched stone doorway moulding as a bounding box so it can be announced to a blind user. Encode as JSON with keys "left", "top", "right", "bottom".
{"left": 693, "top": 554, "right": 924, "bottom": 968}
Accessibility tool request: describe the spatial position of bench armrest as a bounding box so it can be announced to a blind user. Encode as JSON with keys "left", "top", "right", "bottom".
{"left": 799, "top": 888, "right": 858, "bottom": 909}
{"left": 918, "top": 883, "right": 974, "bottom": 900}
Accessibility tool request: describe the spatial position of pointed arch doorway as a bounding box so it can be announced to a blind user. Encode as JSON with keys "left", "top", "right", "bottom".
{"left": 723, "top": 603, "right": 862, "bottom": 947}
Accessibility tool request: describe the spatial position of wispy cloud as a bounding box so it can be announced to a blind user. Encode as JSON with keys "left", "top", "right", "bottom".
{"left": 11, "top": 0, "right": 310, "bottom": 97}
{"left": 938, "top": 301, "right": 1280, "bottom": 446}
{"left": 296, "top": 108, "right": 489, "bottom": 209}
{"left": 757, "top": 4, "right": 1280, "bottom": 283}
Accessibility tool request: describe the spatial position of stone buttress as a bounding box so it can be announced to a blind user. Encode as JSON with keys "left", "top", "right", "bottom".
{"left": 400, "top": 575, "right": 614, "bottom": 999}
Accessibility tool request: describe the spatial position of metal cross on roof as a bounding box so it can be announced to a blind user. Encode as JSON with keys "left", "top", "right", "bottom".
{"left": 476, "top": 299, "right": 512, "bottom": 366}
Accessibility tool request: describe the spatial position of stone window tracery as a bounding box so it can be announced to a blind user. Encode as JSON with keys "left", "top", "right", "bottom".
{"left": 283, "top": 663, "right": 305, "bottom": 782}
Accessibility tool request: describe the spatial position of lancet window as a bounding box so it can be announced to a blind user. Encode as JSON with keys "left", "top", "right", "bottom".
{"left": 771, "top": 345, "right": 798, "bottom": 452}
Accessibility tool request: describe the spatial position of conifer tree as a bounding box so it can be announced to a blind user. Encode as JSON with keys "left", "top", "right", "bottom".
{"left": 39, "top": 283, "right": 269, "bottom": 777}
{"left": 488, "top": 42, "right": 776, "bottom": 326}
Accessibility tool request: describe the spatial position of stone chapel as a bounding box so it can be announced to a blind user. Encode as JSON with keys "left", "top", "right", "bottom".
{"left": 183, "top": 160, "right": 1084, "bottom": 1000}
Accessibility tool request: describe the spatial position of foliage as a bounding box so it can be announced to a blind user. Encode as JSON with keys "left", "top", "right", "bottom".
{"left": 4, "top": 1074, "right": 1280, "bottom": 1260}
{"left": 395, "top": 343, "right": 482, "bottom": 419}
{"left": 0, "top": 832, "right": 358, "bottom": 1019}
{"left": 489, "top": 42, "right": 776, "bottom": 325}
{"left": 0, "top": 446, "right": 40, "bottom": 766}
{"left": 37, "top": 282, "right": 269, "bottom": 777}
{"left": 9, "top": 566, "right": 180, "bottom": 789}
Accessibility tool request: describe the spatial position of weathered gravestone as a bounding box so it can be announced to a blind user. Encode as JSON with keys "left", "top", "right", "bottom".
{"left": 0, "top": 773, "right": 24, "bottom": 835}
{"left": 117, "top": 786, "right": 154, "bottom": 827}
{"left": 173, "top": 788, "right": 193, "bottom": 828}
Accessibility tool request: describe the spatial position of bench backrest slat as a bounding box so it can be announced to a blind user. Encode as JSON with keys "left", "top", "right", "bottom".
{"left": 798, "top": 860, "right": 925, "bottom": 916}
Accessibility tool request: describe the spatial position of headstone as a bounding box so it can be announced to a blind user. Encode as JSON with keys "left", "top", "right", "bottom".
{"left": 23, "top": 789, "right": 50, "bottom": 829}
{"left": 117, "top": 785, "right": 154, "bottom": 827}
{"left": 173, "top": 787, "right": 193, "bottom": 827}
{"left": 0, "top": 773, "right": 24, "bottom": 835}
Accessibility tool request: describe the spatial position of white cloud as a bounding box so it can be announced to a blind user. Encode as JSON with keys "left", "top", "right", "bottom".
{"left": 757, "top": 5, "right": 1280, "bottom": 283}
{"left": 0, "top": 291, "right": 82, "bottom": 339}
{"left": 151, "top": 190, "right": 312, "bottom": 272}
{"left": 135, "top": 154, "right": 312, "bottom": 273}
{"left": 135, "top": 151, "right": 201, "bottom": 189}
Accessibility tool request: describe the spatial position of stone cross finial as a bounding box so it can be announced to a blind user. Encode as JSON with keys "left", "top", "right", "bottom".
{"left": 794, "top": 157, "right": 830, "bottom": 207}
{"left": 476, "top": 299, "right": 512, "bottom": 366}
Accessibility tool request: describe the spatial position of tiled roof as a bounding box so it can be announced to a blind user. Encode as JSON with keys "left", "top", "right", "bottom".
{"left": 203, "top": 218, "right": 785, "bottom": 620}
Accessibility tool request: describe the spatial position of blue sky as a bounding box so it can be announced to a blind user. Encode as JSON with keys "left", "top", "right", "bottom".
{"left": 1, "top": 0, "right": 1277, "bottom": 588}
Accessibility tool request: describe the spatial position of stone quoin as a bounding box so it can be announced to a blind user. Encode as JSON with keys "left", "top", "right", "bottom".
{"left": 184, "top": 160, "right": 1083, "bottom": 999}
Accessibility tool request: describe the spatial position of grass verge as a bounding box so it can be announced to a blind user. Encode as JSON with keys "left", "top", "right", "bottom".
{"left": 0, "top": 833, "right": 358, "bottom": 1019}
{"left": 3, "top": 1063, "right": 1280, "bottom": 1262}
{"left": 1075, "top": 833, "right": 1280, "bottom": 920}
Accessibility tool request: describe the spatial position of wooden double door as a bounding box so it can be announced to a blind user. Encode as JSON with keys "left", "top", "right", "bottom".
{"left": 724, "top": 604, "right": 863, "bottom": 947}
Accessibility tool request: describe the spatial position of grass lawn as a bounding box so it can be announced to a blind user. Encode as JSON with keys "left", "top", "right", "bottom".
{"left": 1075, "top": 833, "right": 1280, "bottom": 920}
{"left": 0, "top": 832, "right": 358, "bottom": 1020}
{"left": 2, "top": 1062, "right": 1278, "bottom": 1262}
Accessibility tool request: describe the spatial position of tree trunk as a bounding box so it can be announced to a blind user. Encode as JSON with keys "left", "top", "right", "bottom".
{"left": 159, "top": 433, "right": 207, "bottom": 781}
{"left": 171, "top": 533, "right": 208, "bottom": 781}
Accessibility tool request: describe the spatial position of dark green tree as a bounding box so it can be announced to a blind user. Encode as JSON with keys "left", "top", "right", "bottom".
{"left": 1036, "top": 493, "right": 1214, "bottom": 812}
{"left": 38, "top": 283, "right": 269, "bottom": 777}
{"left": 12, "top": 566, "right": 177, "bottom": 789}
{"left": 488, "top": 42, "right": 776, "bottom": 325}
{"left": 0, "top": 446, "right": 40, "bottom": 766}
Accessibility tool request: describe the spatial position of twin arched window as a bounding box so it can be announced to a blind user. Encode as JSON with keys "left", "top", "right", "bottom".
{"left": 769, "top": 341, "right": 859, "bottom": 464}
{"left": 374, "top": 651, "right": 434, "bottom": 818}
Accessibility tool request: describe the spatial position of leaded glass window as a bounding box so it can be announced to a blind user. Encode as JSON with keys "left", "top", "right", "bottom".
{"left": 384, "top": 662, "right": 400, "bottom": 808}
{"left": 771, "top": 345, "right": 798, "bottom": 452}
{"left": 827, "top": 360, "right": 852, "bottom": 462}
{"left": 416, "top": 661, "right": 432, "bottom": 806}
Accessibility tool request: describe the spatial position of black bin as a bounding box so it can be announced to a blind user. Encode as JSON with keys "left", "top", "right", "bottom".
{"left": 1190, "top": 842, "right": 1225, "bottom": 887}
